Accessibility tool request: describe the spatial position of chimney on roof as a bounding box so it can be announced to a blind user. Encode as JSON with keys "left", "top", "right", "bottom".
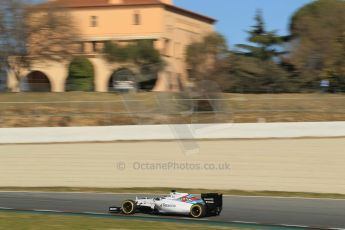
{"left": 160, "top": 0, "right": 173, "bottom": 4}
{"left": 109, "top": 0, "right": 124, "bottom": 4}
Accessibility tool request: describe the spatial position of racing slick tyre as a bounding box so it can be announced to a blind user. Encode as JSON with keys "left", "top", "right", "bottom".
{"left": 121, "top": 200, "right": 137, "bottom": 215}
{"left": 190, "top": 204, "right": 205, "bottom": 218}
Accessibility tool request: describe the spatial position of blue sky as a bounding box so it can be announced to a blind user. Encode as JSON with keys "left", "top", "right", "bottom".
{"left": 174, "top": 0, "right": 312, "bottom": 47}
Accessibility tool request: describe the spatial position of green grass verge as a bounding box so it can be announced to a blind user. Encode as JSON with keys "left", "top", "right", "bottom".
{"left": 0, "top": 187, "right": 344, "bottom": 199}
{"left": 0, "top": 212, "right": 242, "bottom": 230}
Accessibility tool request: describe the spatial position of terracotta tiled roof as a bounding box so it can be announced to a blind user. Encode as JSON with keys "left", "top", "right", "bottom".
{"left": 122, "top": 0, "right": 161, "bottom": 4}
{"left": 33, "top": 0, "right": 216, "bottom": 24}
{"left": 37, "top": 0, "right": 161, "bottom": 7}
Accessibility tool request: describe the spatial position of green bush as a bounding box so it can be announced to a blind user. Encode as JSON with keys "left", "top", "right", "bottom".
{"left": 68, "top": 57, "right": 94, "bottom": 91}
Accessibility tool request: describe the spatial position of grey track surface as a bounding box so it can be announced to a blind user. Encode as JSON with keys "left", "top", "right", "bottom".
{"left": 0, "top": 192, "right": 345, "bottom": 229}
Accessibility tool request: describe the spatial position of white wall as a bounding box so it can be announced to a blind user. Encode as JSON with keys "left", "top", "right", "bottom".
{"left": 1, "top": 138, "right": 345, "bottom": 194}
{"left": 1, "top": 122, "right": 345, "bottom": 193}
{"left": 0, "top": 122, "right": 345, "bottom": 144}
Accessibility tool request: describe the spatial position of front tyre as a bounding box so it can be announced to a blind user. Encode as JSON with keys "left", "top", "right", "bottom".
{"left": 121, "top": 200, "right": 137, "bottom": 215}
{"left": 190, "top": 204, "right": 205, "bottom": 218}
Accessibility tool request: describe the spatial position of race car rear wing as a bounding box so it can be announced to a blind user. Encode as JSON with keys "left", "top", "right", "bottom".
{"left": 201, "top": 193, "right": 223, "bottom": 216}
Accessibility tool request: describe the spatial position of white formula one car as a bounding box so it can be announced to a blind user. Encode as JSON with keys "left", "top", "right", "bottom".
{"left": 109, "top": 190, "right": 222, "bottom": 218}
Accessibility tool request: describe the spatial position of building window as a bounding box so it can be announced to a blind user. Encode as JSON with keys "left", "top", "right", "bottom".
{"left": 80, "top": 42, "right": 85, "bottom": 53}
{"left": 92, "top": 41, "right": 97, "bottom": 52}
{"left": 133, "top": 13, "right": 141, "bottom": 25}
{"left": 90, "top": 16, "right": 98, "bottom": 27}
{"left": 163, "top": 39, "right": 171, "bottom": 56}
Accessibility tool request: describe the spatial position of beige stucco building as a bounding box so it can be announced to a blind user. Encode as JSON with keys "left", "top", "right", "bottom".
{"left": 7, "top": 0, "right": 215, "bottom": 92}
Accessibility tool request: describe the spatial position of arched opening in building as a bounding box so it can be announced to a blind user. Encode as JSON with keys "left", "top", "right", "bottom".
{"left": 67, "top": 57, "right": 95, "bottom": 91}
{"left": 108, "top": 68, "right": 137, "bottom": 92}
{"left": 137, "top": 64, "right": 159, "bottom": 91}
{"left": 0, "top": 69, "right": 7, "bottom": 92}
{"left": 22, "top": 71, "right": 51, "bottom": 92}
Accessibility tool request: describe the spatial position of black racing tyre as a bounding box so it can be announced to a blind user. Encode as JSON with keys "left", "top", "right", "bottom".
{"left": 121, "top": 200, "right": 137, "bottom": 215}
{"left": 190, "top": 203, "right": 205, "bottom": 218}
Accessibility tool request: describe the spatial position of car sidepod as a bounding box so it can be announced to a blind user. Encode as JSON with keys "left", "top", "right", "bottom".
{"left": 154, "top": 199, "right": 192, "bottom": 214}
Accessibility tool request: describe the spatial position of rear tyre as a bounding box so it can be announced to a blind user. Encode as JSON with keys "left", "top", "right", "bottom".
{"left": 121, "top": 200, "right": 137, "bottom": 215}
{"left": 190, "top": 204, "right": 205, "bottom": 218}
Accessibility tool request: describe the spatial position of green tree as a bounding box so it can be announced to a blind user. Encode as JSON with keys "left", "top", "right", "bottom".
{"left": 225, "top": 54, "right": 291, "bottom": 93}
{"left": 185, "top": 32, "right": 229, "bottom": 81}
{"left": 289, "top": 0, "right": 345, "bottom": 91}
{"left": 68, "top": 57, "right": 94, "bottom": 91}
{"left": 236, "top": 10, "right": 285, "bottom": 61}
{"left": 231, "top": 10, "right": 291, "bottom": 93}
{"left": 103, "top": 41, "right": 130, "bottom": 63}
{"left": 104, "top": 40, "right": 163, "bottom": 67}
{"left": 131, "top": 40, "right": 162, "bottom": 66}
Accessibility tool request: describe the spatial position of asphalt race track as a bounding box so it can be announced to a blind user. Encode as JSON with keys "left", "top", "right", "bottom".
{"left": 0, "top": 192, "right": 344, "bottom": 229}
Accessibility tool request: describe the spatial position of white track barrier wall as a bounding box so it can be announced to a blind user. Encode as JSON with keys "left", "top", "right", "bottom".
{"left": 1, "top": 138, "right": 345, "bottom": 193}
{"left": 1, "top": 122, "right": 345, "bottom": 144}
{"left": 1, "top": 122, "right": 345, "bottom": 194}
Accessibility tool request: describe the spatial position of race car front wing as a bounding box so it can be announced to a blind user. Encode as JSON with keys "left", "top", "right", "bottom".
{"left": 109, "top": 206, "right": 121, "bottom": 213}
